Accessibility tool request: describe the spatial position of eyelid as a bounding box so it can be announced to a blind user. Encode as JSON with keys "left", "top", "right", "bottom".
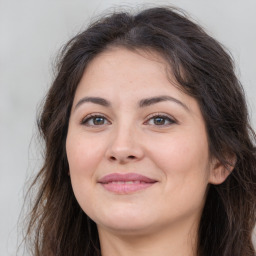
{"left": 80, "top": 113, "right": 111, "bottom": 126}
{"left": 80, "top": 112, "right": 177, "bottom": 127}
{"left": 144, "top": 112, "right": 178, "bottom": 125}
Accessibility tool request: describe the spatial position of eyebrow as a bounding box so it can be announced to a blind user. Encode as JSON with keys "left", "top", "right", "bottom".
{"left": 139, "top": 95, "right": 189, "bottom": 111}
{"left": 74, "top": 97, "right": 111, "bottom": 110}
{"left": 74, "top": 95, "right": 189, "bottom": 111}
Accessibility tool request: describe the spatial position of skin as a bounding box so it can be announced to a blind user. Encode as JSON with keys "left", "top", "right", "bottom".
{"left": 66, "top": 47, "right": 229, "bottom": 256}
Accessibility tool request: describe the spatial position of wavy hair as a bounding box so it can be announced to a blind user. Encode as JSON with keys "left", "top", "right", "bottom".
{"left": 24, "top": 6, "right": 256, "bottom": 256}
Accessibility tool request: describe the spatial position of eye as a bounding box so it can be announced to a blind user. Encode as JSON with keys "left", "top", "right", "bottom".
{"left": 81, "top": 114, "right": 111, "bottom": 127}
{"left": 145, "top": 114, "right": 176, "bottom": 126}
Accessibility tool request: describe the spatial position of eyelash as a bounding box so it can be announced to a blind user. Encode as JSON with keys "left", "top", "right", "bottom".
{"left": 144, "top": 113, "right": 176, "bottom": 126}
{"left": 80, "top": 113, "right": 176, "bottom": 127}
{"left": 81, "top": 114, "right": 111, "bottom": 126}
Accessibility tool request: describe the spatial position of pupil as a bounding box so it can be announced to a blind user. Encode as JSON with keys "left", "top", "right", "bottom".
{"left": 154, "top": 117, "right": 164, "bottom": 125}
{"left": 94, "top": 117, "right": 104, "bottom": 125}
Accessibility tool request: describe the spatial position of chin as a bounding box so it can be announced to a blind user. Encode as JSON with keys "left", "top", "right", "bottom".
{"left": 97, "top": 220, "right": 156, "bottom": 236}
{"left": 92, "top": 210, "right": 161, "bottom": 235}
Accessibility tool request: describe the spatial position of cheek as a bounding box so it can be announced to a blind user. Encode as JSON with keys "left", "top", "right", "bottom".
{"left": 147, "top": 130, "right": 210, "bottom": 188}
{"left": 66, "top": 132, "right": 102, "bottom": 195}
{"left": 154, "top": 133, "right": 210, "bottom": 212}
{"left": 66, "top": 132, "right": 106, "bottom": 214}
{"left": 66, "top": 132, "right": 105, "bottom": 176}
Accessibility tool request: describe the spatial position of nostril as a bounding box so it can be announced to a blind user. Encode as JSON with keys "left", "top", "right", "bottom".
{"left": 108, "top": 155, "right": 137, "bottom": 162}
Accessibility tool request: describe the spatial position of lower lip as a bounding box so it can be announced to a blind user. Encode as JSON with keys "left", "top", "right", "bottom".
{"left": 100, "top": 182, "right": 155, "bottom": 194}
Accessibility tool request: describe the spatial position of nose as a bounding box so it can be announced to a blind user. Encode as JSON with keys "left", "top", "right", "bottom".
{"left": 105, "top": 124, "right": 144, "bottom": 164}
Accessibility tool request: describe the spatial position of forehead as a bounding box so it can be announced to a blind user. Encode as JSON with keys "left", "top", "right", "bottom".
{"left": 73, "top": 47, "right": 200, "bottom": 113}
{"left": 75, "top": 47, "right": 181, "bottom": 96}
{"left": 72, "top": 47, "right": 205, "bottom": 124}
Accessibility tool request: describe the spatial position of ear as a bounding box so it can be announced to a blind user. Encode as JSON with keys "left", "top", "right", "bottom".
{"left": 208, "top": 155, "right": 236, "bottom": 185}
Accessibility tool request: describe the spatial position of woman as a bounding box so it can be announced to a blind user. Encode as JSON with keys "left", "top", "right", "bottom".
{"left": 24, "top": 6, "right": 256, "bottom": 256}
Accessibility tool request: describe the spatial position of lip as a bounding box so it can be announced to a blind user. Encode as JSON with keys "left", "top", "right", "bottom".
{"left": 98, "top": 173, "right": 157, "bottom": 194}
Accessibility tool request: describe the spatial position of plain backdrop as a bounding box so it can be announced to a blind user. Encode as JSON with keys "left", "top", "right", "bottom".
{"left": 0, "top": 0, "right": 255, "bottom": 255}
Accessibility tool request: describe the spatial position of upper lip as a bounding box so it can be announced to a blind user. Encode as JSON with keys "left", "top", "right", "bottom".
{"left": 98, "top": 173, "right": 157, "bottom": 184}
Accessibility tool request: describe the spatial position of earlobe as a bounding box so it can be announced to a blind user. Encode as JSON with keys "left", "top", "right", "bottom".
{"left": 208, "top": 156, "right": 236, "bottom": 185}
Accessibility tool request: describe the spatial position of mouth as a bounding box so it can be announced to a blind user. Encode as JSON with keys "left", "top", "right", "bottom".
{"left": 98, "top": 173, "right": 157, "bottom": 194}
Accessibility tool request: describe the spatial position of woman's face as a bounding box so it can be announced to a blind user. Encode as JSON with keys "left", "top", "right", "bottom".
{"left": 66, "top": 47, "right": 218, "bottom": 236}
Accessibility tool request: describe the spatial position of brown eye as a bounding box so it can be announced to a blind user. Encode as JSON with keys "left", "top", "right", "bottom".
{"left": 146, "top": 115, "right": 176, "bottom": 126}
{"left": 153, "top": 117, "right": 166, "bottom": 125}
{"left": 92, "top": 117, "right": 105, "bottom": 125}
{"left": 81, "top": 115, "right": 110, "bottom": 126}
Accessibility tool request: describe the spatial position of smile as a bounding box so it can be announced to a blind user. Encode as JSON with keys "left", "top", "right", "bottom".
{"left": 98, "top": 173, "right": 157, "bottom": 194}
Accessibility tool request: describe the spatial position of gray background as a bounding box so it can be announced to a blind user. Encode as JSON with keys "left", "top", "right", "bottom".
{"left": 1, "top": 0, "right": 255, "bottom": 255}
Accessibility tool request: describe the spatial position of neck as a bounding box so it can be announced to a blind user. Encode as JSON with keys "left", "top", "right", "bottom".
{"left": 98, "top": 219, "right": 198, "bottom": 256}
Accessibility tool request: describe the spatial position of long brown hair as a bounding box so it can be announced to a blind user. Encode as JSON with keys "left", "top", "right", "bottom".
{"left": 23, "top": 6, "right": 256, "bottom": 256}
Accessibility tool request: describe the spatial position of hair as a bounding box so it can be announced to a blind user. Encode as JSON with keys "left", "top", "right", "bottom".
{"left": 23, "top": 6, "right": 256, "bottom": 256}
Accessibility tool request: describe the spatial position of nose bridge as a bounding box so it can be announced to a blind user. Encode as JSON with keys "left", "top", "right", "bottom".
{"left": 106, "top": 117, "right": 143, "bottom": 163}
